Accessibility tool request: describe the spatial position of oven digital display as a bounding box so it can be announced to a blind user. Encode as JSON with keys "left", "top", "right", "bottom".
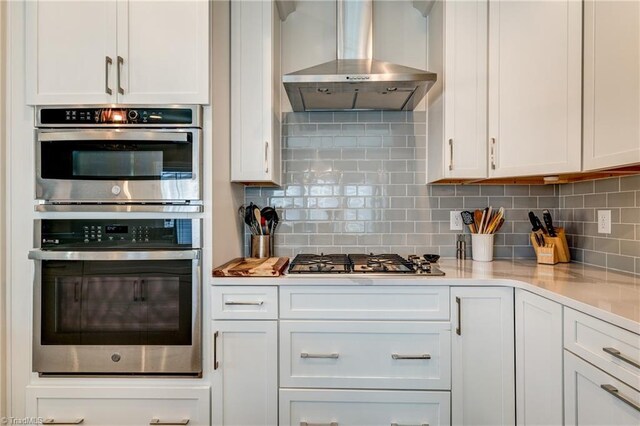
{"left": 105, "top": 225, "right": 128, "bottom": 234}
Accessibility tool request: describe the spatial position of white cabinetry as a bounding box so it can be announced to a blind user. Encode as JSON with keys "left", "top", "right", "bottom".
{"left": 488, "top": 0, "right": 582, "bottom": 177}
{"left": 212, "top": 286, "right": 279, "bottom": 426}
{"left": 583, "top": 0, "right": 640, "bottom": 170}
{"left": 565, "top": 351, "right": 640, "bottom": 425}
{"left": 231, "top": 0, "right": 282, "bottom": 185}
{"left": 26, "top": 0, "right": 209, "bottom": 105}
{"left": 26, "top": 386, "right": 210, "bottom": 425}
{"left": 427, "top": 0, "right": 488, "bottom": 182}
{"left": 451, "top": 287, "right": 515, "bottom": 426}
{"left": 427, "top": 0, "right": 582, "bottom": 182}
{"left": 515, "top": 290, "right": 563, "bottom": 426}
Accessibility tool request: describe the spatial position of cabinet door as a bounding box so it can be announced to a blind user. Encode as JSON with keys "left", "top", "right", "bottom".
{"left": 427, "top": 0, "right": 488, "bottom": 182}
{"left": 488, "top": 0, "right": 582, "bottom": 177}
{"left": 212, "top": 320, "right": 278, "bottom": 426}
{"left": 451, "top": 287, "right": 515, "bottom": 426}
{"left": 515, "top": 290, "right": 563, "bottom": 425}
{"left": 230, "top": 0, "right": 282, "bottom": 185}
{"left": 565, "top": 351, "right": 640, "bottom": 425}
{"left": 116, "top": 0, "right": 209, "bottom": 104}
{"left": 583, "top": 0, "right": 640, "bottom": 171}
{"left": 26, "top": 0, "right": 117, "bottom": 105}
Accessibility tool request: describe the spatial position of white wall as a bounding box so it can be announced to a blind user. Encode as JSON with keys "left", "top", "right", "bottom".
{"left": 280, "top": 0, "right": 428, "bottom": 112}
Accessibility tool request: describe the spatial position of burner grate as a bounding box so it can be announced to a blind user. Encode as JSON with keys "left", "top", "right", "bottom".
{"left": 288, "top": 253, "right": 352, "bottom": 274}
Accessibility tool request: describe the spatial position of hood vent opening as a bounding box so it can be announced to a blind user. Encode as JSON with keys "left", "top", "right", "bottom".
{"left": 283, "top": 0, "right": 437, "bottom": 112}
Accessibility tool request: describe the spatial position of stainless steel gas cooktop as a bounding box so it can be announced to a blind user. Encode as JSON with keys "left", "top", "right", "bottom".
{"left": 288, "top": 253, "right": 445, "bottom": 276}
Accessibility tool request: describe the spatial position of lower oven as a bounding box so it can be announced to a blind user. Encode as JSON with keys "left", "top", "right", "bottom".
{"left": 28, "top": 218, "right": 202, "bottom": 376}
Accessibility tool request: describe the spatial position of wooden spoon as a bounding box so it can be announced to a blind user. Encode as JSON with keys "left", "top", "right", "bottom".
{"left": 254, "top": 208, "right": 263, "bottom": 235}
{"left": 474, "top": 209, "right": 483, "bottom": 232}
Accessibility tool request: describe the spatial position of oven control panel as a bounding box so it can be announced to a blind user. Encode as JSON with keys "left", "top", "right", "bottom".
{"left": 36, "top": 106, "right": 201, "bottom": 127}
{"left": 40, "top": 219, "right": 196, "bottom": 250}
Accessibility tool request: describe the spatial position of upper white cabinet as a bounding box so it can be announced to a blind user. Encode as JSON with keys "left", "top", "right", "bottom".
{"left": 427, "top": 0, "right": 488, "bottom": 182}
{"left": 488, "top": 0, "right": 582, "bottom": 177}
{"left": 515, "top": 290, "right": 563, "bottom": 426}
{"left": 26, "top": 0, "right": 209, "bottom": 105}
{"left": 231, "top": 0, "right": 282, "bottom": 185}
{"left": 583, "top": 0, "right": 640, "bottom": 171}
{"left": 451, "top": 287, "right": 515, "bottom": 426}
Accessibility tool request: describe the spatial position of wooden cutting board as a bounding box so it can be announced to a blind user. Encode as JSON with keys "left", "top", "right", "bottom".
{"left": 213, "top": 257, "right": 290, "bottom": 277}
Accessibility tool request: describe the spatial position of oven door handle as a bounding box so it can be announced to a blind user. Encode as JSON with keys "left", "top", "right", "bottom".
{"left": 28, "top": 250, "right": 200, "bottom": 261}
{"left": 37, "top": 130, "right": 191, "bottom": 143}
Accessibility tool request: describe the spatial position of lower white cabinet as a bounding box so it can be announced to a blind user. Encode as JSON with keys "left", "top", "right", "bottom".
{"left": 515, "top": 290, "right": 563, "bottom": 425}
{"left": 451, "top": 287, "right": 515, "bottom": 426}
{"left": 212, "top": 320, "right": 278, "bottom": 426}
{"left": 565, "top": 351, "right": 640, "bottom": 425}
{"left": 280, "top": 320, "right": 451, "bottom": 390}
{"left": 280, "top": 389, "right": 451, "bottom": 426}
{"left": 26, "top": 386, "right": 210, "bottom": 425}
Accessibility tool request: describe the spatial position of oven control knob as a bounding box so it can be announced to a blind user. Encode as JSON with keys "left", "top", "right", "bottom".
{"left": 111, "top": 353, "right": 121, "bottom": 363}
{"left": 111, "top": 185, "right": 121, "bottom": 195}
{"left": 128, "top": 110, "right": 139, "bottom": 121}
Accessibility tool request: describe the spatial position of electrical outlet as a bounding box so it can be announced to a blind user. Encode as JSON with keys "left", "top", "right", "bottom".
{"left": 450, "top": 211, "right": 463, "bottom": 231}
{"left": 598, "top": 210, "right": 611, "bottom": 234}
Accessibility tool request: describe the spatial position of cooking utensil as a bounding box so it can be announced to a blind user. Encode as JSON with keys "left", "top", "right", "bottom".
{"left": 528, "top": 211, "right": 545, "bottom": 234}
{"left": 474, "top": 209, "right": 483, "bottom": 231}
{"left": 461, "top": 211, "right": 476, "bottom": 233}
{"left": 478, "top": 207, "right": 489, "bottom": 234}
{"left": 542, "top": 209, "right": 557, "bottom": 237}
{"left": 253, "top": 208, "right": 263, "bottom": 235}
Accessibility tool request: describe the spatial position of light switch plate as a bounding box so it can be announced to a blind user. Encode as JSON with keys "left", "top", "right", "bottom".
{"left": 598, "top": 210, "right": 611, "bottom": 234}
{"left": 450, "top": 211, "right": 463, "bottom": 231}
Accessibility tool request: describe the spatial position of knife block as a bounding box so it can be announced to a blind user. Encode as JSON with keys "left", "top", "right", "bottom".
{"left": 530, "top": 227, "right": 570, "bottom": 265}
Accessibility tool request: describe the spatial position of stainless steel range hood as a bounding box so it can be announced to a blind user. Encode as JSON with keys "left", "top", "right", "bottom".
{"left": 283, "top": 0, "right": 437, "bottom": 112}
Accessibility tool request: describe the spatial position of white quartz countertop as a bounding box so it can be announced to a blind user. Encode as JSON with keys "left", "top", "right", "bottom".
{"left": 211, "top": 259, "right": 640, "bottom": 333}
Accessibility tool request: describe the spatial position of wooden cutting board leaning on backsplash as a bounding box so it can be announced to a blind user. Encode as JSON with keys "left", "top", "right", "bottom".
{"left": 213, "top": 257, "right": 290, "bottom": 277}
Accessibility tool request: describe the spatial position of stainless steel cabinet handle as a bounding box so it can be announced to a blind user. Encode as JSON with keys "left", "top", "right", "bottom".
{"left": 601, "top": 384, "right": 640, "bottom": 412}
{"left": 603, "top": 347, "right": 640, "bottom": 369}
{"left": 490, "top": 138, "right": 496, "bottom": 170}
{"left": 117, "top": 56, "right": 125, "bottom": 95}
{"left": 105, "top": 56, "right": 113, "bottom": 95}
{"left": 448, "top": 138, "right": 454, "bottom": 171}
{"left": 225, "top": 300, "right": 264, "bottom": 306}
{"left": 301, "top": 352, "right": 339, "bottom": 359}
{"left": 392, "top": 354, "right": 431, "bottom": 360}
{"left": 43, "top": 419, "right": 84, "bottom": 425}
{"left": 300, "top": 422, "right": 338, "bottom": 426}
{"left": 456, "top": 296, "right": 461, "bottom": 335}
{"left": 391, "top": 423, "right": 429, "bottom": 426}
{"left": 150, "top": 420, "right": 190, "bottom": 425}
{"left": 213, "top": 331, "right": 219, "bottom": 370}
{"left": 264, "top": 141, "right": 269, "bottom": 174}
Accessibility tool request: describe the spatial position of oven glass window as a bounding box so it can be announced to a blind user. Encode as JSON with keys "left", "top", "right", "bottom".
{"left": 40, "top": 260, "right": 193, "bottom": 345}
{"left": 40, "top": 136, "right": 193, "bottom": 180}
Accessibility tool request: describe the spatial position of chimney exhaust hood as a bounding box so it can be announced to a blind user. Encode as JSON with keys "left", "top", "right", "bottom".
{"left": 283, "top": 0, "right": 437, "bottom": 112}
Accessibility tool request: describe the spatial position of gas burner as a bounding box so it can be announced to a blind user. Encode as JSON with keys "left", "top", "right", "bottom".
{"left": 288, "top": 254, "right": 351, "bottom": 274}
{"left": 349, "top": 253, "right": 415, "bottom": 274}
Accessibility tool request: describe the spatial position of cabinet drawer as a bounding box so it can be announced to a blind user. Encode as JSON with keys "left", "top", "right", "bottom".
{"left": 280, "top": 389, "right": 451, "bottom": 426}
{"left": 565, "top": 351, "right": 640, "bottom": 425}
{"left": 280, "top": 286, "right": 449, "bottom": 320}
{"left": 564, "top": 308, "right": 639, "bottom": 389}
{"left": 280, "top": 321, "right": 451, "bottom": 390}
{"left": 26, "top": 386, "right": 210, "bottom": 425}
{"left": 212, "top": 286, "right": 278, "bottom": 319}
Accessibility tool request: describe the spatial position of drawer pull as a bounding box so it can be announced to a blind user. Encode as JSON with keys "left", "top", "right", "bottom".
{"left": 301, "top": 352, "right": 339, "bottom": 359}
{"left": 391, "top": 423, "right": 429, "bottom": 426}
{"left": 43, "top": 420, "right": 84, "bottom": 425}
{"left": 601, "top": 384, "right": 640, "bottom": 412}
{"left": 150, "top": 420, "right": 190, "bottom": 425}
{"left": 300, "top": 423, "right": 338, "bottom": 426}
{"left": 225, "top": 300, "right": 264, "bottom": 306}
{"left": 603, "top": 347, "right": 640, "bottom": 369}
{"left": 392, "top": 354, "right": 431, "bottom": 360}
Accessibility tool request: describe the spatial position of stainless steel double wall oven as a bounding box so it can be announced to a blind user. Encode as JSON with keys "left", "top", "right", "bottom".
{"left": 30, "top": 106, "right": 204, "bottom": 377}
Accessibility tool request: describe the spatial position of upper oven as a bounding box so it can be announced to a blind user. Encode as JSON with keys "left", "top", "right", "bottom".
{"left": 34, "top": 105, "right": 202, "bottom": 212}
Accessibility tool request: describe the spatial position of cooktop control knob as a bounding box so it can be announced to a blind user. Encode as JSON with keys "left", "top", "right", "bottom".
{"left": 128, "top": 109, "right": 139, "bottom": 121}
